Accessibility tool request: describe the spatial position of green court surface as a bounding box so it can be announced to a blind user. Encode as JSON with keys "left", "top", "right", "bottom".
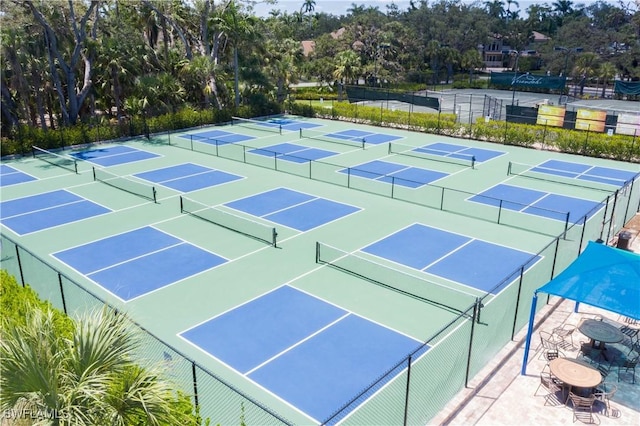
{"left": 1, "top": 115, "right": 638, "bottom": 425}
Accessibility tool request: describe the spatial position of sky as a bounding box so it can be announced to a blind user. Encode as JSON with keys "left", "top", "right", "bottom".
{"left": 252, "top": 0, "right": 543, "bottom": 18}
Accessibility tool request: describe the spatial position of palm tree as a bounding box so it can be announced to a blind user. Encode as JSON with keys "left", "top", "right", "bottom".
{"left": 484, "top": 0, "right": 506, "bottom": 20}
{"left": 0, "top": 306, "right": 192, "bottom": 425}
{"left": 597, "top": 62, "right": 617, "bottom": 98}
{"left": 573, "top": 52, "right": 599, "bottom": 96}
{"left": 333, "top": 50, "right": 361, "bottom": 100}
{"left": 505, "top": 0, "right": 519, "bottom": 23}
{"left": 461, "top": 49, "right": 484, "bottom": 83}
{"left": 216, "top": 1, "right": 258, "bottom": 108}
{"left": 300, "top": 0, "right": 316, "bottom": 26}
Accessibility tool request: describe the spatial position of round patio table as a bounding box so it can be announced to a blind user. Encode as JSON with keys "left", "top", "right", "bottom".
{"left": 579, "top": 319, "right": 625, "bottom": 349}
{"left": 549, "top": 358, "right": 602, "bottom": 390}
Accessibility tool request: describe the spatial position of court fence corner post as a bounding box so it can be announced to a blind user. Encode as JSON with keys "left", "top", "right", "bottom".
{"left": 191, "top": 362, "right": 199, "bottom": 412}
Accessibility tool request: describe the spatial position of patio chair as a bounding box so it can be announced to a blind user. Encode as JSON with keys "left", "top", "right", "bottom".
{"left": 568, "top": 392, "right": 596, "bottom": 423}
{"left": 539, "top": 331, "right": 559, "bottom": 360}
{"left": 553, "top": 324, "right": 577, "bottom": 349}
{"left": 535, "top": 371, "right": 564, "bottom": 406}
{"left": 618, "top": 354, "right": 638, "bottom": 384}
{"left": 593, "top": 383, "right": 617, "bottom": 417}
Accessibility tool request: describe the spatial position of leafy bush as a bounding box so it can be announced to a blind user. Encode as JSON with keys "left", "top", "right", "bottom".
{"left": 0, "top": 269, "right": 74, "bottom": 338}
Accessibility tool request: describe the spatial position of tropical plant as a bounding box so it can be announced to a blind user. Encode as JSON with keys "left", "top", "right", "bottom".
{"left": 0, "top": 304, "right": 197, "bottom": 425}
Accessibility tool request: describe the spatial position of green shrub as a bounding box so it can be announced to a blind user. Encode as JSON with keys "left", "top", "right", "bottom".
{"left": 0, "top": 270, "right": 74, "bottom": 338}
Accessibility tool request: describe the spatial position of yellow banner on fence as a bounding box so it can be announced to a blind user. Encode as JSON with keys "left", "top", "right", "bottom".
{"left": 536, "top": 105, "right": 566, "bottom": 127}
{"left": 575, "top": 109, "right": 606, "bottom": 132}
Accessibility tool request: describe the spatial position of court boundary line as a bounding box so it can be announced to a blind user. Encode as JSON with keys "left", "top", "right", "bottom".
{"left": 1, "top": 165, "right": 38, "bottom": 181}
{"left": 243, "top": 312, "right": 351, "bottom": 376}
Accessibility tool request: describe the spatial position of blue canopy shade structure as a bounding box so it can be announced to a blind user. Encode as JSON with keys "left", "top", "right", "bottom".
{"left": 521, "top": 241, "right": 640, "bottom": 375}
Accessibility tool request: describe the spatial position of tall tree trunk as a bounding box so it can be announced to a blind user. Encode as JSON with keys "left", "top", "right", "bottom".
{"left": 234, "top": 45, "right": 239, "bottom": 107}
{"left": 24, "top": 0, "right": 99, "bottom": 125}
{"left": 0, "top": 83, "right": 20, "bottom": 131}
{"left": 32, "top": 67, "right": 47, "bottom": 130}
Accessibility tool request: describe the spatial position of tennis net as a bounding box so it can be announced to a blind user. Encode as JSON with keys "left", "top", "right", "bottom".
{"left": 316, "top": 241, "right": 477, "bottom": 314}
{"left": 32, "top": 146, "right": 78, "bottom": 174}
{"left": 180, "top": 196, "right": 277, "bottom": 247}
{"left": 388, "top": 142, "right": 475, "bottom": 168}
{"left": 232, "top": 116, "right": 282, "bottom": 134}
{"left": 92, "top": 167, "right": 157, "bottom": 202}
{"left": 507, "top": 161, "right": 622, "bottom": 192}
{"left": 299, "top": 128, "right": 365, "bottom": 149}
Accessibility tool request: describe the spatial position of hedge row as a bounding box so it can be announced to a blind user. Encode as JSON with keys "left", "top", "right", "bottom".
{"left": 1, "top": 102, "right": 279, "bottom": 157}
{"left": 289, "top": 101, "right": 639, "bottom": 163}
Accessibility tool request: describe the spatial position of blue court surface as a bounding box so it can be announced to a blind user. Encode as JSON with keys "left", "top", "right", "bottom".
{"left": 248, "top": 143, "right": 337, "bottom": 163}
{"left": 324, "top": 129, "right": 402, "bottom": 145}
{"left": 415, "top": 142, "right": 504, "bottom": 163}
{"left": 362, "top": 224, "right": 540, "bottom": 293}
{"left": 340, "top": 160, "right": 448, "bottom": 188}
{"left": 53, "top": 226, "right": 226, "bottom": 301}
{"left": 71, "top": 145, "right": 160, "bottom": 167}
{"left": 182, "top": 129, "right": 255, "bottom": 145}
{"left": 224, "top": 187, "right": 361, "bottom": 232}
{"left": 134, "top": 163, "right": 243, "bottom": 192}
{"left": 242, "top": 117, "right": 321, "bottom": 131}
{"left": 531, "top": 159, "right": 639, "bottom": 187}
{"left": 0, "top": 165, "right": 36, "bottom": 186}
{"left": 469, "top": 183, "right": 603, "bottom": 224}
{"left": 0, "top": 189, "right": 111, "bottom": 235}
{"left": 180, "top": 285, "right": 424, "bottom": 423}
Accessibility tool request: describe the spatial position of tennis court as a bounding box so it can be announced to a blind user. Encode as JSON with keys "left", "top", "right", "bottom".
{"left": 134, "top": 163, "right": 244, "bottom": 192}
{"left": 181, "top": 285, "right": 424, "bottom": 424}
{"left": 70, "top": 145, "right": 160, "bottom": 166}
{"left": 1, "top": 114, "right": 638, "bottom": 425}
{"left": 0, "top": 165, "right": 36, "bottom": 186}
{"left": 0, "top": 189, "right": 111, "bottom": 235}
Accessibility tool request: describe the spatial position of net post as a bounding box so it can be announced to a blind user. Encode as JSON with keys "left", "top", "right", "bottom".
{"left": 299, "top": 128, "right": 302, "bottom": 139}
{"left": 361, "top": 138, "right": 365, "bottom": 149}
{"left": 152, "top": 187, "right": 157, "bottom": 203}
{"left": 31, "top": 146, "right": 36, "bottom": 158}
{"left": 563, "top": 211, "right": 570, "bottom": 240}
{"left": 388, "top": 142, "right": 392, "bottom": 155}
{"left": 507, "top": 161, "right": 512, "bottom": 175}
{"left": 179, "top": 196, "right": 184, "bottom": 213}
{"left": 92, "top": 166, "right": 97, "bottom": 181}
{"left": 272, "top": 228, "right": 277, "bottom": 248}
{"left": 73, "top": 160, "right": 78, "bottom": 174}
{"left": 279, "top": 124, "right": 282, "bottom": 135}
{"left": 471, "top": 155, "right": 476, "bottom": 170}
{"left": 315, "top": 241, "right": 320, "bottom": 263}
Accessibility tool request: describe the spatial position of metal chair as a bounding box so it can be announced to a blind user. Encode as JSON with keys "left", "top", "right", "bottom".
{"left": 553, "top": 324, "right": 576, "bottom": 349}
{"left": 568, "top": 392, "right": 596, "bottom": 423}
{"left": 618, "top": 354, "right": 638, "bottom": 384}
{"left": 539, "top": 331, "right": 559, "bottom": 360}
{"left": 535, "top": 371, "right": 565, "bottom": 406}
{"left": 593, "top": 383, "right": 617, "bottom": 417}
